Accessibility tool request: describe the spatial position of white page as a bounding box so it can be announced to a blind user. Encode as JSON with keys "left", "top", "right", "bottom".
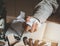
{"left": 43, "top": 21, "right": 60, "bottom": 42}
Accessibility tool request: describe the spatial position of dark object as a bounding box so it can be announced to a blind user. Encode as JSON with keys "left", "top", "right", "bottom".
{"left": 14, "top": 35, "right": 20, "bottom": 40}
{"left": 0, "top": 0, "right": 7, "bottom": 41}
{"left": 23, "top": 37, "right": 28, "bottom": 45}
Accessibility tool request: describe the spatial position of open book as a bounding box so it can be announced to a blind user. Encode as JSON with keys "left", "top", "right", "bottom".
{"left": 21, "top": 21, "right": 60, "bottom": 43}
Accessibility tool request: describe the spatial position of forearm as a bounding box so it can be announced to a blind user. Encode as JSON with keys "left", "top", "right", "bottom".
{"left": 30, "top": 23, "right": 38, "bottom": 33}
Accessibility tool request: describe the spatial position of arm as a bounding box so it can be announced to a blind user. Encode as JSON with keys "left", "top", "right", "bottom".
{"left": 30, "top": 22, "right": 38, "bottom": 33}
